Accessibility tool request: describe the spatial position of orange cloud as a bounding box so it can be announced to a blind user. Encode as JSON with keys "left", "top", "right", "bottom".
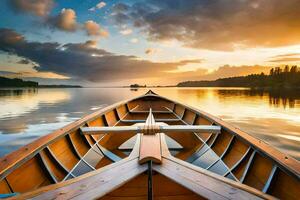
{"left": 84, "top": 20, "right": 109, "bottom": 37}
{"left": 113, "top": 0, "right": 300, "bottom": 50}
{"left": 268, "top": 53, "right": 300, "bottom": 63}
{"left": 47, "top": 8, "right": 78, "bottom": 32}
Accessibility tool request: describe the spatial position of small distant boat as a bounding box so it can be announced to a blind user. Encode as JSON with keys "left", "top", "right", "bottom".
{"left": 0, "top": 90, "right": 299, "bottom": 199}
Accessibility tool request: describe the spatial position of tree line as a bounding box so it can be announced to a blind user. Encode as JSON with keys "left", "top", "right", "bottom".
{"left": 0, "top": 76, "right": 38, "bottom": 87}
{"left": 177, "top": 65, "right": 300, "bottom": 88}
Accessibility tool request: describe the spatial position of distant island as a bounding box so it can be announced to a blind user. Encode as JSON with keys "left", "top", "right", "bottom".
{"left": 129, "top": 84, "right": 147, "bottom": 88}
{"left": 178, "top": 66, "right": 300, "bottom": 89}
{"left": 0, "top": 76, "right": 82, "bottom": 88}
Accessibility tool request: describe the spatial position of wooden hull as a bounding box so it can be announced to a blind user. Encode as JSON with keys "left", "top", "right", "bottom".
{"left": 0, "top": 90, "right": 299, "bottom": 199}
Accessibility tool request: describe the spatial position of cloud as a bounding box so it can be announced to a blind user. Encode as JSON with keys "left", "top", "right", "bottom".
{"left": 0, "top": 28, "right": 203, "bottom": 83}
{"left": 84, "top": 20, "right": 109, "bottom": 37}
{"left": 0, "top": 71, "right": 69, "bottom": 79}
{"left": 47, "top": 8, "right": 78, "bottom": 32}
{"left": 145, "top": 48, "right": 160, "bottom": 55}
{"left": 120, "top": 28, "right": 132, "bottom": 35}
{"left": 130, "top": 38, "right": 138, "bottom": 43}
{"left": 10, "top": 0, "right": 54, "bottom": 16}
{"left": 17, "top": 59, "right": 31, "bottom": 64}
{"left": 112, "top": 0, "right": 300, "bottom": 50}
{"left": 0, "top": 28, "right": 24, "bottom": 45}
{"left": 269, "top": 58, "right": 300, "bottom": 63}
{"left": 268, "top": 53, "right": 300, "bottom": 63}
{"left": 84, "top": 40, "right": 98, "bottom": 48}
{"left": 89, "top": 1, "right": 106, "bottom": 11}
{"left": 0, "top": 29, "right": 278, "bottom": 84}
{"left": 271, "top": 53, "right": 300, "bottom": 58}
{"left": 202, "top": 65, "right": 272, "bottom": 80}
{"left": 45, "top": 10, "right": 108, "bottom": 37}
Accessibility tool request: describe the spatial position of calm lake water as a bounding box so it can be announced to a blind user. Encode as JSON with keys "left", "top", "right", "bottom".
{"left": 0, "top": 87, "right": 299, "bottom": 160}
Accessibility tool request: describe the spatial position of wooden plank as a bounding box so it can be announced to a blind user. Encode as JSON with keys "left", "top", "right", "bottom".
{"left": 153, "top": 158, "right": 258, "bottom": 199}
{"left": 139, "top": 109, "right": 162, "bottom": 164}
{"left": 0, "top": 178, "right": 12, "bottom": 193}
{"left": 45, "top": 147, "right": 71, "bottom": 176}
{"left": 183, "top": 110, "right": 197, "bottom": 125}
{"left": 128, "top": 134, "right": 141, "bottom": 158}
{"left": 116, "top": 105, "right": 128, "bottom": 119}
{"left": 220, "top": 136, "right": 235, "bottom": 159}
{"left": 160, "top": 133, "right": 172, "bottom": 157}
{"left": 240, "top": 151, "right": 256, "bottom": 183}
{"left": 120, "top": 119, "right": 181, "bottom": 123}
{"left": 17, "top": 158, "right": 147, "bottom": 199}
{"left": 243, "top": 153, "right": 274, "bottom": 191}
{"left": 139, "top": 134, "right": 162, "bottom": 164}
{"left": 211, "top": 131, "right": 233, "bottom": 156}
{"left": 38, "top": 150, "right": 67, "bottom": 182}
{"left": 229, "top": 147, "right": 251, "bottom": 171}
{"left": 37, "top": 153, "right": 57, "bottom": 183}
{"left": 267, "top": 168, "right": 300, "bottom": 199}
{"left": 130, "top": 110, "right": 173, "bottom": 114}
{"left": 69, "top": 130, "right": 91, "bottom": 157}
{"left": 48, "top": 137, "right": 80, "bottom": 171}
{"left": 98, "top": 145, "right": 122, "bottom": 162}
{"left": 81, "top": 125, "right": 221, "bottom": 135}
{"left": 100, "top": 172, "right": 203, "bottom": 199}
{"left": 6, "top": 156, "right": 51, "bottom": 193}
{"left": 262, "top": 166, "right": 277, "bottom": 193}
{"left": 222, "top": 139, "right": 250, "bottom": 169}
{"left": 66, "top": 134, "right": 82, "bottom": 160}
{"left": 174, "top": 104, "right": 185, "bottom": 118}
{"left": 105, "top": 110, "right": 118, "bottom": 127}
{"left": 153, "top": 157, "right": 270, "bottom": 200}
{"left": 113, "top": 109, "right": 120, "bottom": 121}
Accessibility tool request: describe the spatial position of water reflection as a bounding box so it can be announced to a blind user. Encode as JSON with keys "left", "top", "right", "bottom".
{"left": 215, "top": 89, "right": 300, "bottom": 108}
{"left": 0, "top": 89, "right": 70, "bottom": 120}
{"left": 0, "top": 87, "right": 299, "bottom": 161}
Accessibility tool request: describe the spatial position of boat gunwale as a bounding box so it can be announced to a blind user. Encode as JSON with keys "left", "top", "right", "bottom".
{"left": 0, "top": 91, "right": 299, "bottom": 182}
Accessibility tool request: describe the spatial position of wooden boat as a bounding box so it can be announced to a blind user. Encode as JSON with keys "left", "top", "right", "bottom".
{"left": 0, "top": 90, "right": 299, "bottom": 199}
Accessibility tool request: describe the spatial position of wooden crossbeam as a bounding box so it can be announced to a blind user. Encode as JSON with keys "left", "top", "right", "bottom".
{"left": 81, "top": 125, "right": 221, "bottom": 135}
{"left": 139, "top": 134, "right": 162, "bottom": 164}
{"left": 120, "top": 119, "right": 180, "bottom": 123}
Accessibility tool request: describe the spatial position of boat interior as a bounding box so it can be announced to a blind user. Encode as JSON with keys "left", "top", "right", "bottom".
{"left": 0, "top": 91, "right": 299, "bottom": 199}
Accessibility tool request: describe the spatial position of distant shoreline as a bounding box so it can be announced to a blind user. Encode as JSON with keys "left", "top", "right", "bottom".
{"left": 38, "top": 85, "right": 82, "bottom": 88}
{"left": 0, "top": 76, "right": 82, "bottom": 88}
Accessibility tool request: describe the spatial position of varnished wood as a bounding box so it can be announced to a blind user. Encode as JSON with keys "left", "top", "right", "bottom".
{"left": 139, "top": 110, "right": 162, "bottom": 164}
{"left": 16, "top": 158, "right": 147, "bottom": 199}
{"left": 37, "top": 153, "right": 57, "bottom": 183}
{"left": 0, "top": 90, "right": 299, "bottom": 199}
{"left": 153, "top": 157, "right": 273, "bottom": 200}
{"left": 81, "top": 125, "right": 221, "bottom": 135}
{"left": 139, "top": 134, "right": 162, "bottom": 164}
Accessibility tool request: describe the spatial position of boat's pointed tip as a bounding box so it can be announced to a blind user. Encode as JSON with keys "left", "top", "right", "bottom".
{"left": 145, "top": 89, "right": 157, "bottom": 95}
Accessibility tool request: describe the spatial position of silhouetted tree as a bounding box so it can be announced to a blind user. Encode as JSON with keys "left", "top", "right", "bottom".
{"left": 284, "top": 65, "right": 290, "bottom": 73}
{"left": 177, "top": 65, "right": 300, "bottom": 89}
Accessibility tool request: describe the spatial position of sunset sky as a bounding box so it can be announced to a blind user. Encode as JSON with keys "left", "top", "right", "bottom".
{"left": 0, "top": 0, "right": 300, "bottom": 86}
